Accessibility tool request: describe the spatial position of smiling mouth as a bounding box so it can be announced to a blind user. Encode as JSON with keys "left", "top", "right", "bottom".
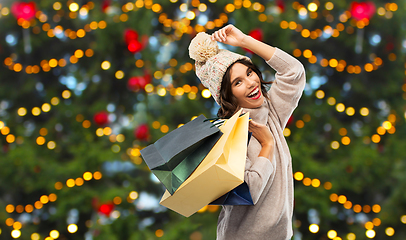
{"left": 247, "top": 87, "right": 261, "bottom": 99}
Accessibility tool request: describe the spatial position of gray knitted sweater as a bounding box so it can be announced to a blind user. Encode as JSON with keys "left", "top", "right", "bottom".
{"left": 216, "top": 48, "right": 306, "bottom": 240}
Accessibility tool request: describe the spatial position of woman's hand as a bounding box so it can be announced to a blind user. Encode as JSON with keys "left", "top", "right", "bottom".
{"left": 249, "top": 120, "right": 275, "bottom": 160}
{"left": 211, "top": 24, "right": 247, "bottom": 48}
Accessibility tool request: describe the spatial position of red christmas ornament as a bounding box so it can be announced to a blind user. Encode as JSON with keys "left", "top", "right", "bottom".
{"left": 124, "top": 29, "right": 139, "bottom": 45}
{"left": 11, "top": 1, "right": 37, "bottom": 21}
{"left": 350, "top": 1, "right": 376, "bottom": 21}
{"left": 276, "top": 0, "right": 285, "bottom": 13}
{"left": 134, "top": 124, "right": 149, "bottom": 141}
{"left": 127, "top": 40, "right": 143, "bottom": 53}
{"left": 127, "top": 75, "right": 150, "bottom": 91}
{"left": 93, "top": 111, "right": 109, "bottom": 126}
{"left": 101, "top": 0, "right": 111, "bottom": 13}
{"left": 123, "top": 29, "right": 148, "bottom": 53}
{"left": 244, "top": 29, "right": 263, "bottom": 53}
{"left": 98, "top": 203, "right": 114, "bottom": 216}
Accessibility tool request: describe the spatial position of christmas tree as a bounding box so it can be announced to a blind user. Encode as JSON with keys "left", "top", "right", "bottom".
{"left": 0, "top": 0, "right": 405, "bottom": 239}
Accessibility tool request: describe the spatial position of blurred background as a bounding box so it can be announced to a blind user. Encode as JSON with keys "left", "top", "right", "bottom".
{"left": 1, "top": 0, "right": 406, "bottom": 239}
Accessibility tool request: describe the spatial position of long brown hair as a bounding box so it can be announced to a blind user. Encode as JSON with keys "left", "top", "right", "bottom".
{"left": 217, "top": 59, "right": 270, "bottom": 118}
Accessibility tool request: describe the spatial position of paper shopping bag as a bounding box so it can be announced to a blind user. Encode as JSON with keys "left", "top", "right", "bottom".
{"left": 209, "top": 182, "right": 253, "bottom": 205}
{"left": 209, "top": 132, "right": 254, "bottom": 206}
{"left": 159, "top": 109, "right": 249, "bottom": 217}
{"left": 140, "top": 115, "right": 223, "bottom": 194}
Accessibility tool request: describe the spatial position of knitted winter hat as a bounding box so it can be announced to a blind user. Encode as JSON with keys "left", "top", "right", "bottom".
{"left": 189, "top": 32, "right": 250, "bottom": 104}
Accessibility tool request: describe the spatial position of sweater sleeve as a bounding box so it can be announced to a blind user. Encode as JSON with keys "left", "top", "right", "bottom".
{"left": 266, "top": 48, "right": 306, "bottom": 128}
{"left": 244, "top": 155, "right": 275, "bottom": 204}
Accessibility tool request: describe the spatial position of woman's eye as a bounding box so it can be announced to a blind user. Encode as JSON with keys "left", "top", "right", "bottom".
{"left": 247, "top": 70, "right": 253, "bottom": 76}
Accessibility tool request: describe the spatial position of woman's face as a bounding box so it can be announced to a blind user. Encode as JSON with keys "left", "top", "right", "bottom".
{"left": 229, "top": 62, "right": 264, "bottom": 109}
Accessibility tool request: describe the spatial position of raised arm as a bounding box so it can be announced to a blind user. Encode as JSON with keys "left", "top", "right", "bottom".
{"left": 211, "top": 24, "right": 276, "bottom": 61}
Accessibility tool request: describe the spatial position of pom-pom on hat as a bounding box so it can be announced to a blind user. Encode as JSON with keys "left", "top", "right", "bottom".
{"left": 189, "top": 32, "right": 250, "bottom": 104}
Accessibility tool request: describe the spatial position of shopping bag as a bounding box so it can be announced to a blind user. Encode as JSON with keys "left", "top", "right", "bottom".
{"left": 209, "top": 182, "right": 253, "bottom": 205}
{"left": 159, "top": 109, "right": 249, "bottom": 217}
{"left": 209, "top": 132, "right": 254, "bottom": 206}
{"left": 140, "top": 115, "right": 223, "bottom": 194}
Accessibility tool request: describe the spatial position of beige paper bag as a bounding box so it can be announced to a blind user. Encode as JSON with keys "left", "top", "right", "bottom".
{"left": 160, "top": 109, "right": 249, "bottom": 217}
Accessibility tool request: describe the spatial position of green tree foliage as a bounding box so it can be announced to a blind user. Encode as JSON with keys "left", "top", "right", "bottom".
{"left": 0, "top": 0, "right": 405, "bottom": 239}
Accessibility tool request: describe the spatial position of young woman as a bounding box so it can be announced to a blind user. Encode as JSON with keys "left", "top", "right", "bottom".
{"left": 189, "top": 25, "right": 306, "bottom": 240}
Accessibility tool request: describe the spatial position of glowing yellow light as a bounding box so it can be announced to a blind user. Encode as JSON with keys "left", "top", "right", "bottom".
{"left": 330, "top": 141, "right": 339, "bottom": 149}
{"left": 372, "top": 218, "right": 381, "bottom": 226}
{"left": 157, "top": 87, "right": 167, "bottom": 96}
{"left": 365, "top": 221, "right": 374, "bottom": 230}
{"left": 325, "top": 2, "right": 334, "bottom": 10}
{"left": 37, "top": 136, "right": 46, "bottom": 145}
{"left": 315, "top": 90, "right": 325, "bottom": 99}
{"left": 186, "top": 11, "right": 195, "bottom": 19}
{"left": 62, "top": 90, "right": 71, "bottom": 99}
{"left": 294, "top": 172, "right": 304, "bottom": 181}
{"left": 101, "top": 61, "right": 111, "bottom": 70}
{"left": 202, "top": 89, "right": 211, "bottom": 98}
{"left": 115, "top": 70, "right": 124, "bottom": 79}
{"left": 327, "top": 230, "right": 337, "bottom": 239}
{"left": 17, "top": 107, "right": 27, "bottom": 116}
{"left": 69, "top": 3, "right": 79, "bottom": 12}
{"left": 346, "top": 107, "right": 355, "bottom": 116}
{"left": 11, "top": 229, "right": 21, "bottom": 238}
{"left": 50, "top": 230, "right": 59, "bottom": 239}
{"left": 371, "top": 134, "right": 381, "bottom": 143}
{"left": 347, "top": 233, "right": 356, "bottom": 240}
{"left": 309, "top": 224, "right": 319, "bottom": 233}
{"left": 352, "top": 204, "right": 361, "bottom": 213}
{"left": 372, "top": 204, "right": 381, "bottom": 213}
{"left": 96, "top": 128, "right": 104, "bottom": 137}
{"left": 385, "top": 227, "right": 394, "bottom": 236}
{"left": 401, "top": 215, "right": 406, "bottom": 223}
{"left": 13, "top": 222, "right": 22, "bottom": 230}
{"left": 360, "top": 107, "right": 369, "bottom": 116}
{"left": 145, "top": 84, "right": 154, "bottom": 93}
{"left": 94, "top": 171, "right": 102, "bottom": 180}
{"left": 303, "top": 49, "right": 312, "bottom": 58}
{"left": 47, "top": 141, "right": 56, "bottom": 149}
{"left": 341, "top": 136, "right": 350, "bottom": 145}
{"left": 298, "top": 7, "right": 307, "bottom": 16}
{"left": 6, "top": 204, "right": 15, "bottom": 213}
{"left": 39, "top": 104, "right": 50, "bottom": 113}
{"left": 336, "top": 103, "right": 345, "bottom": 112}
{"left": 32, "top": 107, "right": 41, "bottom": 116}
{"left": 83, "top": 172, "right": 92, "bottom": 181}
{"left": 67, "top": 224, "right": 78, "bottom": 233}
{"left": 160, "top": 125, "right": 169, "bottom": 133}
{"left": 53, "top": 2, "right": 62, "bottom": 10}
{"left": 49, "top": 193, "right": 57, "bottom": 202}
{"left": 329, "top": 59, "right": 338, "bottom": 68}
{"left": 66, "top": 179, "right": 75, "bottom": 187}
{"left": 302, "top": 177, "right": 311, "bottom": 186}
{"left": 51, "top": 97, "right": 60, "bottom": 105}
{"left": 382, "top": 121, "right": 392, "bottom": 130}
{"left": 199, "top": 3, "right": 207, "bottom": 12}
{"left": 129, "top": 191, "right": 139, "bottom": 200}
{"left": 179, "top": 3, "right": 187, "bottom": 12}
{"left": 103, "top": 127, "right": 112, "bottom": 136}
{"left": 283, "top": 128, "right": 291, "bottom": 137}
{"left": 336, "top": 195, "right": 346, "bottom": 204}
{"left": 79, "top": 7, "right": 88, "bottom": 16}
{"left": 308, "top": 3, "right": 318, "bottom": 12}
{"left": 366, "top": 229, "right": 375, "bottom": 238}
{"left": 311, "top": 179, "right": 320, "bottom": 187}
{"left": 31, "top": 233, "right": 40, "bottom": 240}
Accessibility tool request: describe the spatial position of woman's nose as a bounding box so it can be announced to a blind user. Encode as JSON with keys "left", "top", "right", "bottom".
{"left": 246, "top": 78, "right": 256, "bottom": 88}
